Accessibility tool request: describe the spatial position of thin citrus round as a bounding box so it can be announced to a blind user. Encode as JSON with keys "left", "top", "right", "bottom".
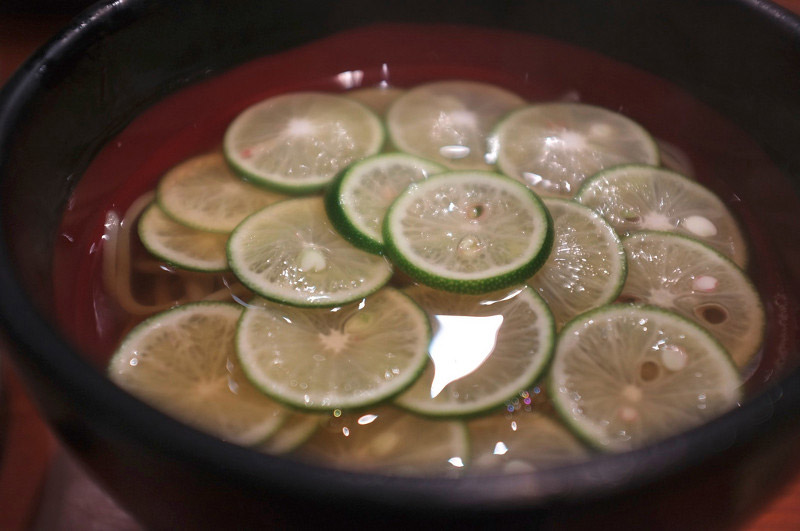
{"left": 157, "top": 151, "right": 286, "bottom": 233}
{"left": 383, "top": 171, "right": 553, "bottom": 294}
{"left": 467, "top": 410, "right": 588, "bottom": 474}
{"left": 575, "top": 164, "right": 748, "bottom": 267}
{"left": 493, "top": 102, "right": 659, "bottom": 197}
{"left": 395, "top": 285, "right": 555, "bottom": 416}
{"left": 236, "top": 287, "right": 430, "bottom": 410}
{"left": 620, "top": 231, "right": 764, "bottom": 367}
{"left": 224, "top": 92, "right": 384, "bottom": 193}
{"left": 108, "top": 302, "right": 287, "bottom": 446}
{"left": 325, "top": 152, "right": 446, "bottom": 254}
{"left": 528, "top": 198, "right": 626, "bottom": 329}
{"left": 387, "top": 80, "right": 525, "bottom": 170}
{"left": 227, "top": 197, "right": 393, "bottom": 307}
{"left": 258, "top": 412, "right": 322, "bottom": 455}
{"left": 550, "top": 304, "right": 742, "bottom": 452}
{"left": 138, "top": 202, "right": 229, "bottom": 272}
{"left": 296, "top": 405, "right": 469, "bottom": 476}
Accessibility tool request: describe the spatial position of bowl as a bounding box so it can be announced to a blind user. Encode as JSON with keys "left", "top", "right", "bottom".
{"left": 2, "top": 0, "right": 800, "bottom": 527}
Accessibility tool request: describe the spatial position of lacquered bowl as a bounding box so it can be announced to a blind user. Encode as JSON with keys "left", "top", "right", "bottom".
{"left": 2, "top": 0, "right": 800, "bottom": 527}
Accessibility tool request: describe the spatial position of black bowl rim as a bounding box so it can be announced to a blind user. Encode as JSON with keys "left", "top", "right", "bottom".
{"left": 1, "top": 0, "right": 800, "bottom": 515}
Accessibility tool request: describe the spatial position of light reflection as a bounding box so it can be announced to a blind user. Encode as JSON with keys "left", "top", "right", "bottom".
{"left": 336, "top": 69, "right": 364, "bottom": 89}
{"left": 493, "top": 441, "right": 509, "bottom": 455}
{"left": 358, "top": 414, "right": 378, "bottom": 425}
{"left": 448, "top": 457, "right": 465, "bottom": 468}
{"left": 428, "top": 314, "right": 504, "bottom": 398}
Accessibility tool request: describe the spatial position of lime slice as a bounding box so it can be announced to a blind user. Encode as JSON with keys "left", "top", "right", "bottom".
{"left": 550, "top": 304, "right": 742, "bottom": 452}
{"left": 528, "top": 198, "right": 626, "bottom": 329}
{"left": 575, "top": 164, "right": 748, "bottom": 268}
{"left": 346, "top": 86, "right": 405, "bottom": 116}
{"left": 492, "top": 103, "right": 659, "bottom": 197}
{"left": 387, "top": 80, "right": 525, "bottom": 170}
{"left": 108, "top": 302, "right": 287, "bottom": 446}
{"left": 224, "top": 92, "right": 384, "bottom": 194}
{"left": 296, "top": 405, "right": 469, "bottom": 476}
{"left": 620, "top": 231, "right": 764, "bottom": 367}
{"left": 467, "top": 410, "right": 588, "bottom": 474}
{"left": 138, "top": 202, "right": 229, "bottom": 272}
{"left": 395, "top": 285, "right": 554, "bottom": 416}
{"left": 227, "top": 197, "right": 393, "bottom": 307}
{"left": 236, "top": 287, "right": 430, "bottom": 410}
{"left": 325, "top": 153, "right": 446, "bottom": 254}
{"left": 156, "top": 151, "right": 286, "bottom": 233}
{"left": 383, "top": 172, "right": 553, "bottom": 294}
{"left": 258, "top": 412, "right": 322, "bottom": 454}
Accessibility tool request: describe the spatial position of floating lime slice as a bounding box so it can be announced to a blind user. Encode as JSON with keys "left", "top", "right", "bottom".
{"left": 492, "top": 103, "right": 659, "bottom": 197}
{"left": 467, "top": 409, "right": 588, "bottom": 474}
{"left": 224, "top": 92, "right": 384, "bottom": 193}
{"left": 325, "top": 153, "right": 446, "bottom": 254}
{"left": 138, "top": 202, "right": 229, "bottom": 272}
{"left": 108, "top": 302, "right": 287, "bottom": 446}
{"left": 395, "top": 285, "right": 554, "bottom": 416}
{"left": 258, "top": 412, "right": 322, "bottom": 454}
{"left": 296, "top": 405, "right": 469, "bottom": 476}
{"left": 575, "top": 164, "right": 748, "bottom": 268}
{"left": 227, "top": 197, "right": 393, "bottom": 307}
{"left": 387, "top": 80, "right": 525, "bottom": 170}
{"left": 236, "top": 287, "right": 430, "bottom": 410}
{"left": 550, "top": 304, "right": 741, "bottom": 452}
{"left": 157, "top": 151, "right": 286, "bottom": 233}
{"left": 620, "top": 231, "right": 764, "bottom": 367}
{"left": 383, "top": 172, "right": 553, "bottom": 294}
{"left": 528, "top": 198, "right": 626, "bottom": 329}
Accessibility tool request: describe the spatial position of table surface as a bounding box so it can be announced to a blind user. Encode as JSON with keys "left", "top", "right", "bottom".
{"left": 3, "top": 2, "right": 800, "bottom": 529}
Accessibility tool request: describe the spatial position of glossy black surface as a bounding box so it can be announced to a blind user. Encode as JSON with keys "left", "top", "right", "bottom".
{"left": 1, "top": 0, "right": 800, "bottom": 527}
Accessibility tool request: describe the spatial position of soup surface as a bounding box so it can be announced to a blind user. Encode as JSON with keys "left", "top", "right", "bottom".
{"left": 52, "top": 24, "right": 795, "bottom": 476}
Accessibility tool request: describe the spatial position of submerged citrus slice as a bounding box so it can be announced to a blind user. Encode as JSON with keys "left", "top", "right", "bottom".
{"left": 346, "top": 86, "right": 406, "bottom": 116}
{"left": 325, "top": 153, "right": 446, "bottom": 254}
{"left": 550, "top": 304, "right": 742, "bottom": 452}
{"left": 387, "top": 80, "right": 525, "bottom": 170}
{"left": 236, "top": 288, "right": 430, "bottom": 410}
{"left": 467, "top": 410, "right": 588, "bottom": 474}
{"left": 227, "top": 197, "right": 393, "bottom": 307}
{"left": 258, "top": 412, "right": 322, "bottom": 455}
{"left": 492, "top": 103, "right": 659, "bottom": 197}
{"left": 224, "top": 92, "right": 384, "bottom": 193}
{"left": 528, "top": 198, "right": 626, "bottom": 329}
{"left": 157, "top": 151, "right": 286, "bottom": 233}
{"left": 395, "top": 285, "right": 555, "bottom": 416}
{"left": 108, "top": 302, "right": 287, "bottom": 446}
{"left": 620, "top": 231, "right": 764, "bottom": 367}
{"left": 138, "top": 202, "right": 229, "bottom": 272}
{"left": 383, "top": 172, "right": 553, "bottom": 294}
{"left": 575, "top": 164, "right": 748, "bottom": 267}
{"left": 296, "top": 405, "right": 469, "bottom": 476}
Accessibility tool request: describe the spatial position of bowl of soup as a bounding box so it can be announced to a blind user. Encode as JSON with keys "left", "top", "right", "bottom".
{"left": 2, "top": 0, "right": 800, "bottom": 527}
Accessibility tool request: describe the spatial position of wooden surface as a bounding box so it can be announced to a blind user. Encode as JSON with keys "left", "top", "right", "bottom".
{"left": 2, "top": 3, "right": 800, "bottom": 529}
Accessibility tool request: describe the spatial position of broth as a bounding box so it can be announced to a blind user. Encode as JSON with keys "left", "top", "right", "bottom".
{"left": 52, "top": 24, "right": 796, "bottom": 475}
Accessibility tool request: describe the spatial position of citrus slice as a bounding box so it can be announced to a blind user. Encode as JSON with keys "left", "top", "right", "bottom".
{"left": 224, "top": 92, "right": 384, "bottom": 193}
{"left": 108, "top": 302, "right": 287, "bottom": 446}
{"left": 138, "top": 202, "right": 229, "bottom": 272}
{"left": 236, "top": 287, "right": 430, "bottom": 410}
{"left": 383, "top": 172, "right": 553, "bottom": 294}
{"left": 550, "top": 304, "right": 742, "bottom": 452}
{"left": 227, "top": 197, "right": 393, "bottom": 306}
{"left": 156, "top": 151, "right": 286, "bottom": 233}
{"left": 258, "top": 412, "right": 322, "bottom": 454}
{"left": 528, "top": 198, "right": 626, "bottom": 329}
{"left": 467, "top": 410, "right": 588, "bottom": 474}
{"left": 325, "top": 153, "right": 446, "bottom": 254}
{"left": 295, "top": 405, "right": 469, "bottom": 476}
{"left": 492, "top": 103, "right": 659, "bottom": 197}
{"left": 619, "top": 231, "right": 764, "bottom": 367}
{"left": 386, "top": 80, "right": 525, "bottom": 170}
{"left": 395, "top": 285, "right": 555, "bottom": 416}
{"left": 346, "top": 86, "right": 405, "bottom": 116}
{"left": 575, "top": 164, "right": 748, "bottom": 267}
